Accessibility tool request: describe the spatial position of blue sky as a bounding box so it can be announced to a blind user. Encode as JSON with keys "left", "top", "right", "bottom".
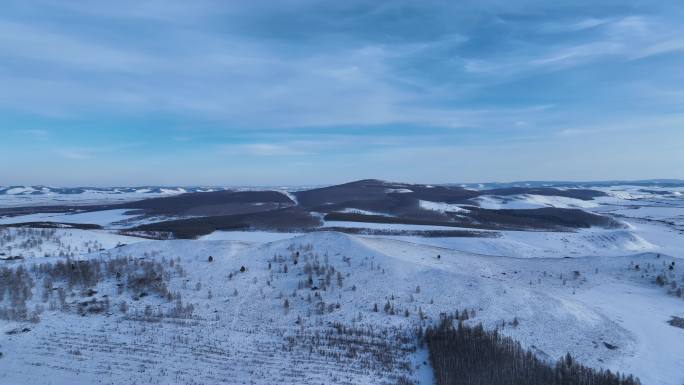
{"left": 1, "top": 0, "right": 683, "bottom": 186}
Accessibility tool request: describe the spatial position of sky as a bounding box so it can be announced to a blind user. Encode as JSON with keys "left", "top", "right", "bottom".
{"left": 1, "top": 0, "right": 683, "bottom": 186}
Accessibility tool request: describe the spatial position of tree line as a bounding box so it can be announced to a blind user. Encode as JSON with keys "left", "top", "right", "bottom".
{"left": 422, "top": 314, "right": 641, "bottom": 385}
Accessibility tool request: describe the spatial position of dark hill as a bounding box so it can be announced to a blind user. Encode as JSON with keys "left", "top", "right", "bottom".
{"left": 115, "top": 190, "right": 294, "bottom": 216}
{"left": 295, "top": 179, "right": 478, "bottom": 209}
{"left": 0, "top": 179, "right": 619, "bottom": 238}
{"left": 133, "top": 207, "right": 319, "bottom": 238}
{"left": 483, "top": 187, "right": 606, "bottom": 200}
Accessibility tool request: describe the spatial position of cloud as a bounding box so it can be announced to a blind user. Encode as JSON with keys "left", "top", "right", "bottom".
{"left": 462, "top": 15, "right": 684, "bottom": 77}
{"left": 55, "top": 149, "right": 93, "bottom": 160}
{"left": 18, "top": 129, "right": 49, "bottom": 139}
{"left": 629, "top": 38, "right": 684, "bottom": 60}
{"left": 0, "top": 1, "right": 543, "bottom": 128}
{"left": 239, "top": 143, "right": 311, "bottom": 157}
{"left": 539, "top": 18, "right": 614, "bottom": 33}
{"left": 220, "top": 142, "right": 314, "bottom": 157}
{"left": 53, "top": 141, "right": 144, "bottom": 160}
{"left": 557, "top": 128, "right": 598, "bottom": 137}
{"left": 0, "top": 20, "right": 155, "bottom": 73}
{"left": 1, "top": 0, "right": 684, "bottom": 184}
{"left": 528, "top": 41, "right": 623, "bottom": 69}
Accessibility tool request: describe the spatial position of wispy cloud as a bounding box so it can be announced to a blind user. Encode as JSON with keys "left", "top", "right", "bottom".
{"left": 1, "top": 0, "right": 683, "bottom": 184}
{"left": 0, "top": 20, "right": 154, "bottom": 73}
{"left": 234, "top": 143, "right": 312, "bottom": 157}
{"left": 629, "top": 38, "right": 684, "bottom": 60}
{"left": 464, "top": 15, "right": 684, "bottom": 76}
{"left": 18, "top": 129, "right": 49, "bottom": 139}
{"left": 55, "top": 149, "right": 93, "bottom": 160}
{"left": 539, "top": 17, "right": 614, "bottom": 33}
{"left": 53, "top": 141, "right": 144, "bottom": 160}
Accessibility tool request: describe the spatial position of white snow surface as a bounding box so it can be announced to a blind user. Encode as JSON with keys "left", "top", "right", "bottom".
{"left": 418, "top": 200, "right": 470, "bottom": 213}
{"left": 337, "top": 208, "right": 394, "bottom": 216}
{"left": 199, "top": 230, "right": 303, "bottom": 244}
{"left": 0, "top": 209, "right": 138, "bottom": 227}
{"left": 0, "top": 188, "right": 188, "bottom": 208}
{"left": 322, "top": 220, "right": 463, "bottom": 231}
{"left": 1, "top": 185, "right": 684, "bottom": 385}
{"left": 1, "top": 231, "right": 682, "bottom": 385}
{"left": 278, "top": 189, "right": 299, "bottom": 205}
{"left": 0, "top": 227, "right": 145, "bottom": 258}
{"left": 474, "top": 194, "right": 599, "bottom": 210}
{"left": 386, "top": 188, "right": 413, "bottom": 193}
{"left": 377, "top": 228, "right": 657, "bottom": 259}
{"left": 5, "top": 187, "right": 37, "bottom": 195}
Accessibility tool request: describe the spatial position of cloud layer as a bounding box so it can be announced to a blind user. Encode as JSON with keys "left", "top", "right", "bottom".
{"left": 1, "top": 0, "right": 682, "bottom": 185}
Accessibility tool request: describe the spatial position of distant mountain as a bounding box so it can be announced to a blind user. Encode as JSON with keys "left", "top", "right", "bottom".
{"left": 0, "top": 186, "right": 222, "bottom": 196}
{"left": 3, "top": 179, "right": 682, "bottom": 196}
{"left": 456, "top": 179, "right": 684, "bottom": 189}
{"left": 125, "top": 179, "right": 619, "bottom": 237}
{"left": 0, "top": 179, "right": 634, "bottom": 237}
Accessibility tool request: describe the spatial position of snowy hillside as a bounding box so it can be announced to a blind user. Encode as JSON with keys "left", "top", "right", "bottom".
{"left": 0, "top": 186, "right": 197, "bottom": 208}
{"left": 0, "top": 185, "right": 307, "bottom": 208}
{"left": 1, "top": 231, "right": 682, "bottom": 384}
{"left": 1, "top": 182, "right": 683, "bottom": 385}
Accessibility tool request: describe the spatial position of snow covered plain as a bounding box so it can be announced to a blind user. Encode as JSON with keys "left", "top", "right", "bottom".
{"left": 1, "top": 185, "right": 683, "bottom": 385}
{"left": 0, "top": 209, "right": 195, "bottom": 230}
{"left": 0, "top": 209, "right": 139, "bottom": 228}
{"left": 1, "top": 232, "right": 682, "bottom": 385}
{"left": 0, "top": 187, "right": 190, "bottom": 208}
{"left": 0, "top": 185, "right": 312, "bottom": 208}
{"left": 473, "top": 194, "right": 600, "bottom": 210}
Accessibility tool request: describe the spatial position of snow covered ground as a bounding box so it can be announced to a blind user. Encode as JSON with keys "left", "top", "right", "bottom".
{"left": 473, "top": 194, "right": 600, "bottom": 210}
{"left": 199, "top": 230, "right": 303, "bottom": 244}
{"left": 0, "top": 227, "right": 146, "bottom": 259}
{"left": 0, "top": 209, "right": 139, "bottom": 227}
{"left": 574, "top": 282, "right": 684, "bottom": 385}
{"left": 0, "top": 187, "right": 189, "bottom": 208}
{"left": 0, "top": 209, "right": 194, "bottom": 230}
{"left": 321, "top": 220, "right": 471, "bottom": 231}
{"left": 418, "top": 200, "right": 470, "bottom": 213}
{"left": 0, "top": 185, "right": 312, "bottom": 208}
{"left": 1, "top": 184, "right": 683, "bottom": 385}
{"left": 336, "top": 208, "right": 396, "bottom": 216}
{"left": 379, "top": 228, "right": 657, "bottom": 259}
{"left": 1, "top": 232, "right": 682, "bottom": 385}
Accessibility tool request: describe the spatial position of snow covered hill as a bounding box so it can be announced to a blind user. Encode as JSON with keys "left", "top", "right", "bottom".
{"left": 1, "top": 182, "right": 684, "bottom": 385}
{"left": 0, "top": 186, "right": 200, "bottom": 208}
{"left": 1, "top": 230, "right": 683, "bottom": 385}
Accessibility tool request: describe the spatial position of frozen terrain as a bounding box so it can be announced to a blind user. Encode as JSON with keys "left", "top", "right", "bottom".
{"left": 1, "top": 182, "right": 683, "bottom": 385}
{"left": 0, "top": 186, "right": 193, "bottom": 208}
{"left": 0, "top": 185, "right": 311, "bottom": 208}
{"left": 0, "top": 209, "right": 139, "bottom": 228}
{"left": 0, "top": 227, "right": 145, "bottom": 259}
{"left": 473, "top": 194, "right": 600, "bottom": 210}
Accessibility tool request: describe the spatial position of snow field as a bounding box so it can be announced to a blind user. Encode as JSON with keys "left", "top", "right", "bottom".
{"left": 2, "top": 231, "right": 682, "bottom": 384}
